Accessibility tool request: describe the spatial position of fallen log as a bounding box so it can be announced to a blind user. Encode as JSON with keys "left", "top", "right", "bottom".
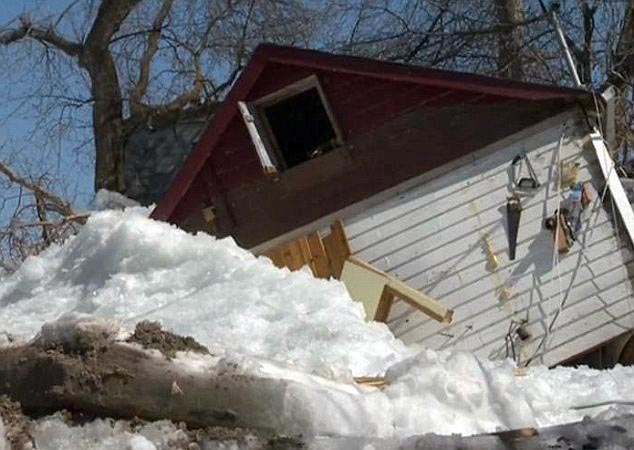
{"left": 0, "top": 395, "right": 306, "bottom": 450}
{"left": 0, "top": 319, "right": 390, "bottom": 439}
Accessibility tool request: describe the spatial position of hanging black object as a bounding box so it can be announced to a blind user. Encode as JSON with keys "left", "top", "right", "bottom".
{"left": 511, "top": 154, "right": 541, "bottom": 189}
{"left": 507, "top": 195, "right": 522, "bottom": 260}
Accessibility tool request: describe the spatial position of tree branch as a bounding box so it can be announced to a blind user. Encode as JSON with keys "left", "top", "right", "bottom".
{"left": 0, "top": 160, "right": 75, "bottom": 217}
{"left": 611, "top": 0, "right": 634, "bottom": 85}
{"left": 140, "top": 55, "right": 205, "bottom": 121}
{"left": 0, "top": 17, "right": 82, "bottom": 57}
{"left": 82, "top": 0, "right": 143, "bottom": 54}
{"left": 130, "top": 0, "right": 175, "bottom": 114}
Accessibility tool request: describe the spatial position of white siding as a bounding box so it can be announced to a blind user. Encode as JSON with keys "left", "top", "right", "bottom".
{"left": 345, "top": 112, "right": 634, "bottom": 366}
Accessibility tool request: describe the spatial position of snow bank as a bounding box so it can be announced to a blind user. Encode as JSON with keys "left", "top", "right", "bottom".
{"left": 2, "top": 208, "right": 634, "bottom": 440}
{"left": 383, "top": 350, "right": 634, "bottom": 436}
{"left": 0, "top": 208, "right": 407, "bottom": 378}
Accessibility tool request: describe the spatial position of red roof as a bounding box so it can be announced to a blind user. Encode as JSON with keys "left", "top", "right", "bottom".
{"left": 151, "top": 44, "right": 589, "bottom": 222}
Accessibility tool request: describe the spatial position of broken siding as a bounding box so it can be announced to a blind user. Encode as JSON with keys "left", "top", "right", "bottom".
{"left": 345, "top": 112, "right": 634, "bottom": 366}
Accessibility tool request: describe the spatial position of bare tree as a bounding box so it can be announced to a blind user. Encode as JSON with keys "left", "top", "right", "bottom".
{"left": 0, "top": 0, "right": 317, "bottom": 193}
{"left": 332, "top": 0, "right": 634, "bottom": 155}
{"left": 495, "top": 0, "right": 526, "bottom": 80}
{"left": 0, "top": 0, "right": 323, "bottom": 270}
{"left": 1, "top": 0, "right": 634, "bottom": 271}
{"left": 0, "top": 145, "right": 87, "bottom": 271}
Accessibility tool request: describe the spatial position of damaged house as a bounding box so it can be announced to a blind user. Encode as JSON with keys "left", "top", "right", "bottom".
{"left": 131, "top": 44, "right": 634, "bottom": 369}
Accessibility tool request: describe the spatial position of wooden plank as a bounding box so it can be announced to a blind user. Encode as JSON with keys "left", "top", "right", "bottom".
{"left": 374, "top": 288, "right": 394, "bottom": 323}
{"left": 265, "top": 236, "right": 315, "bottom": 273}
{"left": 385, "top": 282, "right": 453, "bottom": 323}
{"left": 265, "top": 246, "right": 286, "bottom": 269}
{"left": 343, "top": 256, "right": 452, "bottom": 323}
{"left": 353, "top": 377, "right": 386, "bottom": 388}
{"left": 282, "top": 240, "right": 305, "bottom": 271}
{"left": 297, "top": 237, "right": 313, "bottom": 271}
{"left": 307, "top": 232, "right": 332, "bottom": 278}
{"left": 323, "top": 220, "right": 351, "bottom": 278}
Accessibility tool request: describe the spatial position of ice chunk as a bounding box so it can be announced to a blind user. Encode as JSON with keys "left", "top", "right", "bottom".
{"left": 127, "top": 435, "right": 156, "bottom": 450}
{"left": 94, "top": 189, "right": 140, "bottom": 210}
{"left": 31, "top": 415, "right": 188, "bottom": 450}
{"left": 33, "top": 312, "right": 120, "bottom": 350}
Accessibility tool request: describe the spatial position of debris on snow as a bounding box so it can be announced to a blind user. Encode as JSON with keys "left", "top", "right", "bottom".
{"left": 0, "top": 396, "right": 34, "bottom": 450}
{"left": 126, "top": 321, "right": 209, "bottom": 359}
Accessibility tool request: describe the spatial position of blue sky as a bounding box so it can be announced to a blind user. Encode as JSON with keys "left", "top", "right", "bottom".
{"left": 0, "top": 0, "right": 95, "bottom": 208}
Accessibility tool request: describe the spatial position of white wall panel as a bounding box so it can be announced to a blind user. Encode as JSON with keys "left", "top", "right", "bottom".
{"left": 345, "top": 113, "right": 634, "bottom": 366}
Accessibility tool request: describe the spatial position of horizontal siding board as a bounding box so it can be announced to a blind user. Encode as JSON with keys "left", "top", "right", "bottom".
{"left": 387, "top": 227, "right": 633, "bottom": 348}
{"left": 347, "top": 136, "right": 592, "bottom": 247}
{"left": 346, "top": 115, "right": 634, "bottom": 365}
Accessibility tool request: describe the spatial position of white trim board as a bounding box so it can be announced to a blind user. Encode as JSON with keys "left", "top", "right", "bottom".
{"left": 590, "top": 129, "right": 634, "bottom": 248}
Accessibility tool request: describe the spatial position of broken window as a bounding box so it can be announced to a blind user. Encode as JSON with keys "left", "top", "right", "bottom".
{"left": 239, "top": 75, "right": 343, "bottom": 173}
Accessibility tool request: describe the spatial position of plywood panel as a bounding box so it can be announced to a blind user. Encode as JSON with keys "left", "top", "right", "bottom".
{"left": 345, "top": 115, "right": 634, "bottom": 366}
{"left": 341, "top": 259, "right": 387, "bottom": 320}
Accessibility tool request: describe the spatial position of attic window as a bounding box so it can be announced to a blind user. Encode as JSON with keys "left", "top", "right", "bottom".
{"left": 239, "top": 75, "right": 343, "bottom": 173}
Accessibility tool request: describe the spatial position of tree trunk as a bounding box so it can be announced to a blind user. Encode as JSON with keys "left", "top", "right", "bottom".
{"left": 578, "top": 0, "right": 595, "bottom": 85}
{"left": 0, "top": 341, "right": 283, "bottom": 431}
{"left": 77, "top": 0, "right": 143, "bottom": 193}
{"left": 80, "top": 50, "right": 127, "bottom": 193}
{"left": 495, "top": 0, "right": 525, "bottom": 81}
{"left": 612, "top": 0, "right": 634, "bottom": 86}
{"left": 0, "top": 326, "right": 389, "bottom": 439}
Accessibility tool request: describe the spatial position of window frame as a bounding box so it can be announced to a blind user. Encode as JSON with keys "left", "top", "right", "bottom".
{"left": 240, "top": 75, "right": 345, "bottom": 173}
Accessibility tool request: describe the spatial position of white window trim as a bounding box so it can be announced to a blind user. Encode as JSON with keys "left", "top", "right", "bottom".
{"left": 238, "top": 101, "right": 278, "bottom": 175}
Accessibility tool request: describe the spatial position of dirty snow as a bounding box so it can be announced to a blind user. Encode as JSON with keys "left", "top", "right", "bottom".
{"left": 0, "top": 417, "right": 6, "bottom": 450}
{"left": 2, "top": 208, "right": 634, "bottom": 443}
{"left": 29, "top": 414, "right": 263, "bottom": 450}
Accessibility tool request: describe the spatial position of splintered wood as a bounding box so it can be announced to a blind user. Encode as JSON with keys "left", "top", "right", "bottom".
{"left": 265, "top": 220, "right": 453, "bottom": 325}
{"left": 265, "top": 220, "right": 350, "bottom": 279}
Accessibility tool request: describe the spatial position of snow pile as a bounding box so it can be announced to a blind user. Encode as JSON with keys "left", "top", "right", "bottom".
{"left": 385, "top": 351, "right": 532, "bottom": 436}
{"left": 2, "top": 208, "right": 634, "bottom": 441}
{"left": 383, "top": 350, "right": 634, "bottom": 436}
{"left": 0, "top": 207, "right": 407, "bottom": 378}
